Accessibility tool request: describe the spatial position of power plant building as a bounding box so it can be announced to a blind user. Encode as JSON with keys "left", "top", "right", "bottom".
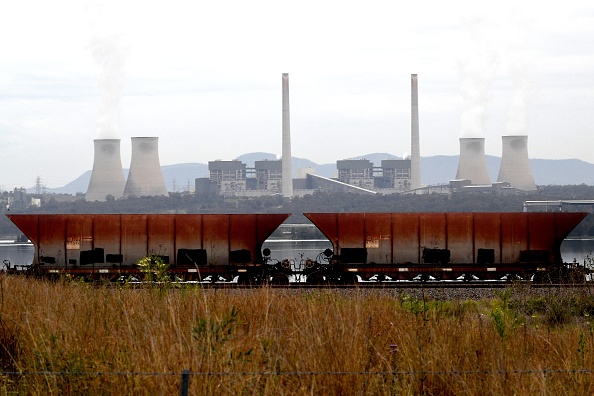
{"left": 208, "top": 160, "right": 247, "bottom": 195}
{"left": 256, "top": 160, "right": 282, "bottom": 192}
{"left": 382, "top": 159, "right": 411, "bottom": 190}
{"left": 196, "top": 157, "right": 412, "bottom": 197}
{"left": 337, "top": 160, "right": 374, "bottom": 190}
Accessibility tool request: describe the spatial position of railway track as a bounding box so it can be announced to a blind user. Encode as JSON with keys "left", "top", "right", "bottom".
{"left": 105, "top": 281, "right": 594, "bottom": 289}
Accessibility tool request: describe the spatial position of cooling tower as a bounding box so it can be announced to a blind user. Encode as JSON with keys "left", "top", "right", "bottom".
{"left": 281, "top": 73, "right": 293, "bottom": 198}
{"left": 86, "top": 139, "right": 126, "bottom": 201}
{"left": 497, "top": 135, "right": 537, "bottom": 191}
{"left": 410, "top": 74, "right": 421, "bottom": 190}
{"left": 455, "top": 137, "right": 491, "bottom": 185}
{"left": 123, "top": 137, "right": 168, "bottom": 198}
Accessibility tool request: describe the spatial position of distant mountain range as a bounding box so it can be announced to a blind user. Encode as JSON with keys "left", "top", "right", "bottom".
{"left": 42, "top": 153, "right": 594, "bottom": 195}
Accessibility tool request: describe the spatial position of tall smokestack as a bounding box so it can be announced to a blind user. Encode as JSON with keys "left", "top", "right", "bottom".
{"left": 497, "top": 135, "right": 537, "bottom": 191}
{"left": 455, "top": 137, "right": 491, "bottom": 185}
{"left": 281, "top": 73, "right": 293, "bottom": 198}
{"left": 123, "top": 137, "right": 168, "bottom": 198}
{"left": 410, "top": 74, "right": 421, "bottom": 190}
{"left": 86, "top": 139, "right": 126, "bottom": 201}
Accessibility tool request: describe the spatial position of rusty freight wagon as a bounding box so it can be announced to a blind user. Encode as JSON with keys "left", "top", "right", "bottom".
{"left": 304, "top": 212, "right": 588, "bottom": 282}
{"left": 6, "top": 213, "right": 290, "bottom": 282}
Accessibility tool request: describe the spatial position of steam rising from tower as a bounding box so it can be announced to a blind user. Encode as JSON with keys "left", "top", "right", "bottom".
{"left": 497, "top": 135, "right": 536, "bottom": 191}
{"left": 281, "top": 73, "right": 293, "bottom": 198}
{"left": 85, "top": 139, "right": 126, "bottom": 201}
{"left": 123, "top": 137, "right": 168, "bottom": 198}
{"left": 410, "top": 74, "right": 421, "bottom": 190}
{"left": 86, "top": 34, "right": 128, "bottom": 201}
{"left": 455, "top": 137, "right": 491, "bottom": 185}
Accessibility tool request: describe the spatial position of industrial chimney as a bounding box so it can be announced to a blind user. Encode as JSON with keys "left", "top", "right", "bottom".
{"left": 455, "top": 137, "right": 491, "bottom": 185}
{"left": 123, "top": 137, "right": 168, "bottom": 198}
{"left": 86, "top": 139, "right": 126, "bottom": 201}
{"left": 497, "top": 135, "right": 537, "bottom": 191}
{"left": 281, "top": 73, "right": 293, "bottom": 198}
{"left": 410, "top": 74, "right": 421, "bottom": 190}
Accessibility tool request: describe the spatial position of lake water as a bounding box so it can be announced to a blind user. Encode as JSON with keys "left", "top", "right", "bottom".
{"left": 1, "top": 238, "right": 593, "bottom": 268}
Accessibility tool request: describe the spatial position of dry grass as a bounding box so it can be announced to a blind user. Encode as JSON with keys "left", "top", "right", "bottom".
{"left": 0, "top": 276, "right": 593, "bottom": 395}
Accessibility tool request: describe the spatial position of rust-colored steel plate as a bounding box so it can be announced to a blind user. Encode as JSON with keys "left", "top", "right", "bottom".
{"left": 304, "top": 213, "right": 338, "bottom": 248}
{"left": 230, "top": 214, "right": 256, "bottom": 254}
{"left": 419, "top": 213, "right": 447, "bottom": 251}
{"left": 364, "top": 213, "right": 392, "bottom": 264}
{"left": 6, "top": 213, "right": 290, "bottom": 267}
{"left": 392, "top": 213, "right": 420, "bottom": 263}
{"left": 554, "top": 212, "right": 588, "bottom": 241}
{"left": 338, "top": 213, "right": 365, "bottom": 249}
{"left": 202, "top": 215, "right": 230, "bottom": 265}
{"left": 94, "top": 214, "right": 122, "bottom": 261}
{"left": 473, "top": 213, "right": 501, "bottom": 264}
{"left": 39, "top": 215, "right": 67, "bottom": 264}
{"left": 447, "top": 213, "right": 474, "bottom": 264}
{"left": 527, "top": 212, "right": 556, "bottom": 262}
{"left": 500, "top": 213, "right": 528, "bottom": 263}
{"left": 148, "top": 215, "right": 175, "bottom": 259}
{"left": 121, "top": 214, "right": 149, "bottom": 265}
{"left": 174, "top": 214, "right": 203, "bottom": 251}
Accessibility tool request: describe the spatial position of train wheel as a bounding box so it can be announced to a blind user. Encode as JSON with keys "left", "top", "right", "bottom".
{"left": 307, "top": 272, "right": 326, "bottom": 285}
{"left": 419, "top": 274, "right": 430, "bottom": 283}
{"left": 462, "top": 273, "right": 474, "bottom": 282}
{"left": 238, "top": 274, "right": 264, "bottom": 286}
{"left": 376, "top": 273, "right": 388, "bottom": 283}
{"left": 339, "top": 274, "right": 357, "bottom": 285}
{"left": 269, "top": 273, "right": 290, "bottom": 285}
{"left": 505, "top": 273, "right": 523, "bottom": 282}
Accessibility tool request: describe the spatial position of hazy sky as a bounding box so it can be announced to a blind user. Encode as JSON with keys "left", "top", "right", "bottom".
{"left": 1, "top": 0, "right": 593, "bottom": 190}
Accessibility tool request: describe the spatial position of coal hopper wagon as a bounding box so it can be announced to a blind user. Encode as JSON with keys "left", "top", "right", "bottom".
{"left": 4, "top": 211, "right": 589, "bottom": 283}
{"left": 6, "top": 213, "right": 290, "bottom": 282}
{"left": 303, "top": 212, "right": 589, "bottom": 283}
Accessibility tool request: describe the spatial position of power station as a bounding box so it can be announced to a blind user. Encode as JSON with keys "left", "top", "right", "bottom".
{"left": 83, "top": 73, "right": 542, "bottom": 200}
{"left": 194, "top": 73, "right": 417, "bottom": 197}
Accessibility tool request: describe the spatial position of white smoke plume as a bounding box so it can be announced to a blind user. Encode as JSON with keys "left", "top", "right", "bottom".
{"left": 91, "top": 34, "right": 127, "bottom": 139}
{"left": 504, "top": 15, "right": 532, "bottom": 136}
{"left": 86, "top": 0, "right": 128, "bottom": 139}
{"left": 458, "top": 17, "right": 500, "bottom": 138}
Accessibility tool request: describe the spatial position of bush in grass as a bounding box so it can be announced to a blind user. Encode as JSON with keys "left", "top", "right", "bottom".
{"left": 136, "top": 255, "right": 169, "bottom": 283}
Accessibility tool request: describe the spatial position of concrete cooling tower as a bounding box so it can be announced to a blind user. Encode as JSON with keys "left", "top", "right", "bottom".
{"left": 123, "top": 137, "right": 168, "bottom": 198}
{"left": 455, "top": 137, "right": 491, "bottom": 185}
{"left": 86, "top": 139, "right": 126, "bottom": 201}
{"left": 497, "top": 135, "right": 537, "bottom": 191}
